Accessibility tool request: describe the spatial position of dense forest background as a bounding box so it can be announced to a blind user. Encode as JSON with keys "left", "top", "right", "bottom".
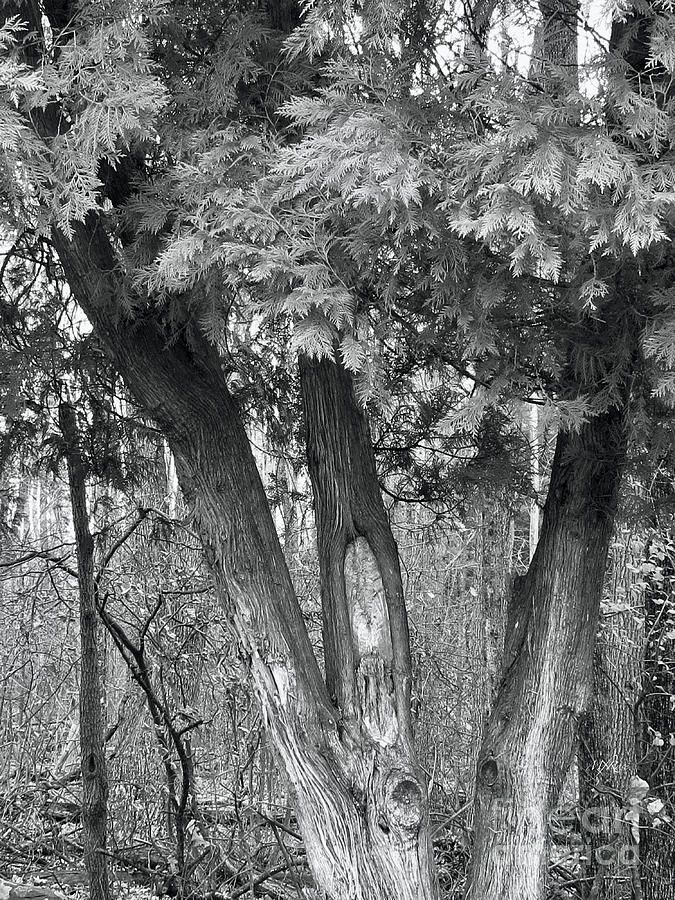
{"left": 0, "top": 0, "right": 674, "bottom": 899}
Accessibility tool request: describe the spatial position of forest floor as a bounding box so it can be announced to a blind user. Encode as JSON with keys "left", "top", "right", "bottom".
{"left": 0, "top": 873, "right": 151, "bottom": 900}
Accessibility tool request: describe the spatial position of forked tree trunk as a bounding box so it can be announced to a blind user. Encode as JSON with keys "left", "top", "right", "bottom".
{"left": 578, "top": 534, "right": 644, "bottom": 900}
{"left": 52, "top": 218, "right": 438, "bottom": 900}
{"left": 59, "top": 402, "right": 110, "bottom": 900}
{"left": 467, "top": 404, "right": 628, "bottom": 900}
{"left": 300, "top": 355, "right": 438, "bottom": 894}
{"left": 466, "top": 4, "right": 639, "bottom": 888}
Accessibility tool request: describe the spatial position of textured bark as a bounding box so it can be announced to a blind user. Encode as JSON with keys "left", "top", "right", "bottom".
{"left": 578, "top": 535, "right": 644, "bottom": 900}
{"left": 51, "top": 216, "right": 437, "bottom": 900}
{"left": 467, "top": 404, "right": 628, "bottom": 900}
{"left": 300, "top": 355, "right": 438, "bottom": 899}
{"left": 58, "top": 403, "right": 110, "bottom": 900}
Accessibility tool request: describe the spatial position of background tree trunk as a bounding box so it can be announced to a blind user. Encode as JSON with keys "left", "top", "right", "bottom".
{"left": 640, "top": 538, "right": 675, "bottom": 900}
{"left": 473, "top": 498, "right": 512, "bottom": 767}
{"left": 59, "top": 402, "right": 110, "bottom": 900}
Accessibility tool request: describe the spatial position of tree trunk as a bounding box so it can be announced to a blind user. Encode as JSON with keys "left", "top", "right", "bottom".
{"left": 300, "top": 354, "right": 438, "bottom": 896}
{"left": 640, "top": 538, "right": 675, "bottom": 900}
{"left": 472, "top": 498, "right": 511, "bottom": 775}
{"left": 578, "top": 533, "right": 644, "bottom": 900}
{"left": 51, "top": 218, "right": 438, "bottom": 900}
{"left": 58, "top": 402, "right": 110, "bottom": 900}
{"left": 467, "top": 404, "right": 628, "bottom": 900}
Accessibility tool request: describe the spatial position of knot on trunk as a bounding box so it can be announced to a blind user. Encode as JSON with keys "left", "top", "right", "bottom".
{"left": 385, "top": 774, "right": 424, "bottom": 831}
{"left": 478, "top": 757, "right": 500, "bottom": 791}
